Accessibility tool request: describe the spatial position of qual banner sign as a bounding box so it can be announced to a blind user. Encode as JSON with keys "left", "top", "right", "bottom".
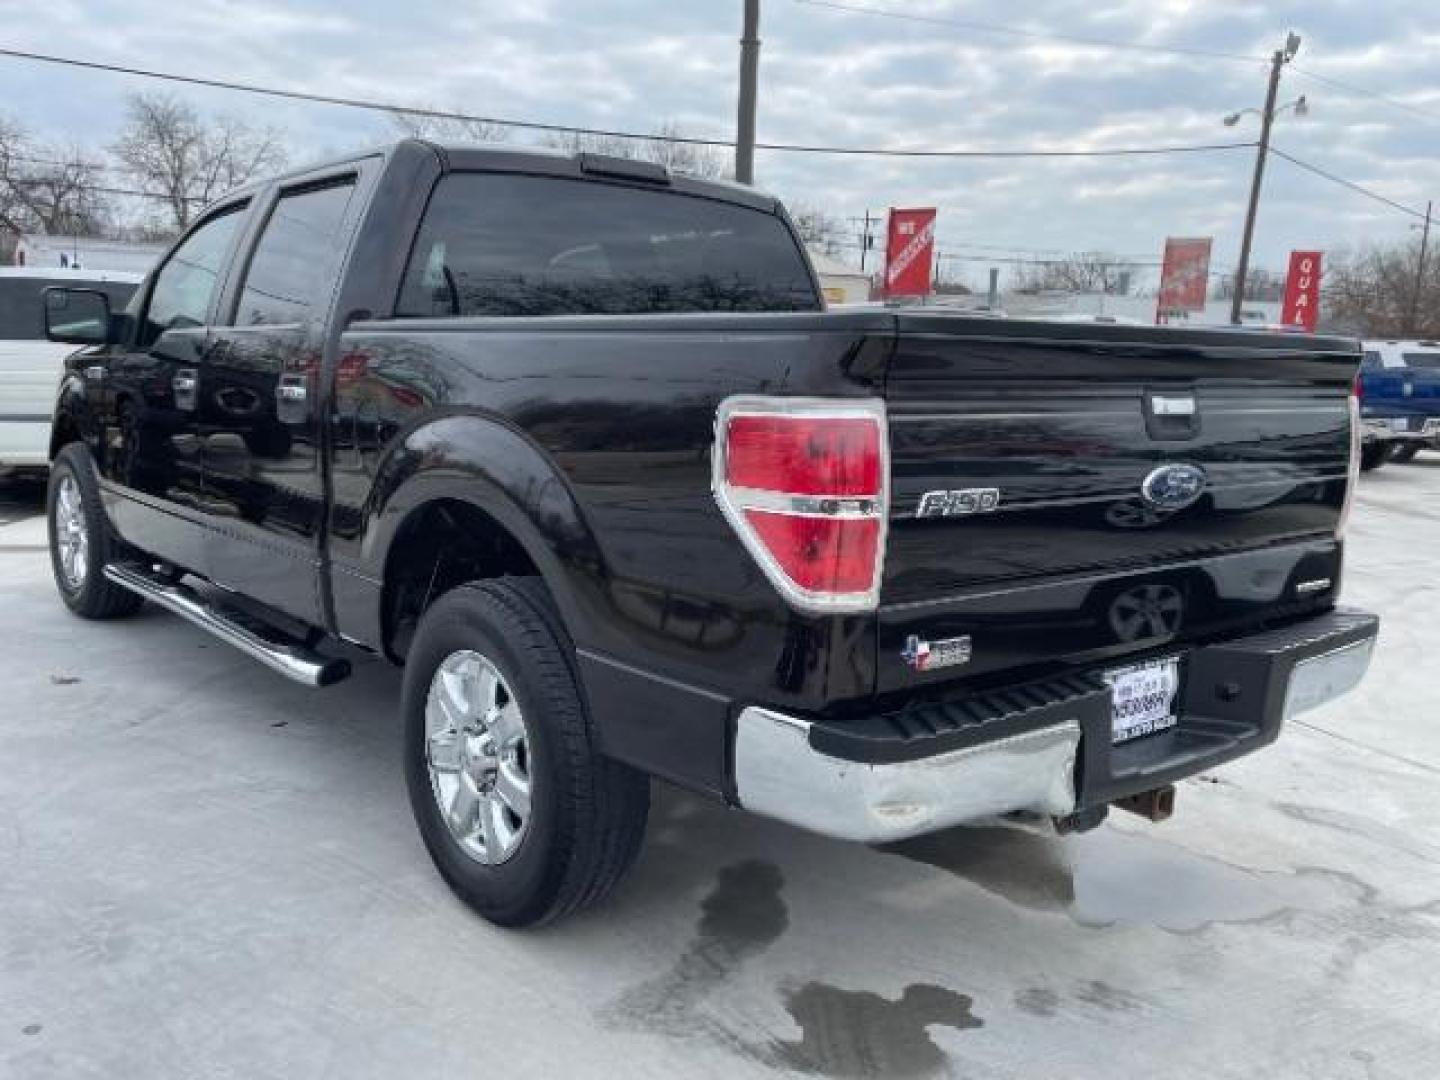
{"left": 884, "top": 208, "right": 937, "bottom": 298}
{"left": 1282, "top": 250, "right": 1323, "bottom": 332}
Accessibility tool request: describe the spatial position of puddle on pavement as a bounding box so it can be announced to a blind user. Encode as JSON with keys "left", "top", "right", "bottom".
{"left": 884, "top": 821, "right": 1363, "bottom": 931}
{"left": 600, "top": 859, "right": 789, "bottom": 1035}
{"left": 770, "top": 982, "right": 982, "bottom": 1079}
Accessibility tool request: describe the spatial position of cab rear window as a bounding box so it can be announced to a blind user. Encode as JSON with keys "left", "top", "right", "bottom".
{"left": 396, "top": 173, "right": 819, "bottom": 318}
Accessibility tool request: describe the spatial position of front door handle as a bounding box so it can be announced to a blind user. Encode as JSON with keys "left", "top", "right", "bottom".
{"left": 172, "top": 368, "right": 198, "bottom": 412}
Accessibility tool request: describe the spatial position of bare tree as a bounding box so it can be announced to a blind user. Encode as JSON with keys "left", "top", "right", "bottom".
{"left": 788, "top": 203, "right": 845, "bottom": 256}
{"left": 112, "top": 93, "right": 287, "bottom": 232}
{"left": 1, "top": 118, "right": 113, "bottom": 256}
{"left": 1324, "top": 241, "right": 1440, "bottom": 338}
{"left": 541, "top": 122, "right": 728, "bottom": 179}
{"left": 1014, "top": 252, "right": 1137, "bottom": 295}
{"left": 387, "top": 107, "right": 509, "bottom": 144}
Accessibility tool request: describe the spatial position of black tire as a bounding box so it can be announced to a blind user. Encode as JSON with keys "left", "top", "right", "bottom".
{"left": 1360, "top": 443, "right": 1392, "bottom": 472}
{"left": 401, "top": 576, "right": 649, "bottom": 927}
{"left": 1390, "top": 443, "right": 1421, "bottom": 464}
{"left": 47, "top": 444, "right": 144, "bottom": 620}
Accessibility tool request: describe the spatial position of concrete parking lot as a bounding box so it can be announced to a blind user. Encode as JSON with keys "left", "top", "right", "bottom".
{"left": 2, "top": 465, "right": 1438, "bottom": 1080}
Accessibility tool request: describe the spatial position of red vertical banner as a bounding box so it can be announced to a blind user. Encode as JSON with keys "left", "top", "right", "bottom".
{"left": 1155, "top": 237, "right": 1213, "bottom": 323}
{"left": 884, "top": 208, "right": 937, "bottom": 298}
{"left": 1281, "top": 250, "right": 1323, "bottom": 331}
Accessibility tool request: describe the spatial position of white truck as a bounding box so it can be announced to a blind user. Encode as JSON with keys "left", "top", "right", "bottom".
{"left": 0, "top": 267, "right": 142, "bottom": 475}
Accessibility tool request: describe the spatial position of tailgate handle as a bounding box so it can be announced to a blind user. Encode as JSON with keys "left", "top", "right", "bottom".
{"left": 1152, "top": 394, "right": 1195, "bottom": 416}
{"left": 1144, "top": 391, "right": 1200, "bottom": 440}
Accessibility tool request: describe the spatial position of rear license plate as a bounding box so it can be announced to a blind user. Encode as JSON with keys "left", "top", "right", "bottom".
{"left": 1103, "top": 657, "right": 1181, "bottom": 744}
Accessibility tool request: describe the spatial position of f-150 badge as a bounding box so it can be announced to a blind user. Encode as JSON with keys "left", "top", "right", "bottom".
{"left": 902, "top": 634, "right": 972, "bottom": 672}
{"left": 915, "top": 488, "right": 1000, "bottom": 518}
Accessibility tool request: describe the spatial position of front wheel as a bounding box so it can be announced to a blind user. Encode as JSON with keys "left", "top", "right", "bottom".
{"left": 401, "top": 577, "right": 649, "bottom": 927}
{"left": 47, "top": 444, "right": 143, "bottom": 619}
{"left": 1360, "top": 443, "right": 1392, "bottom": 472}
{"left": 1390, "top": 443, "right": 1422, "bottom": 464}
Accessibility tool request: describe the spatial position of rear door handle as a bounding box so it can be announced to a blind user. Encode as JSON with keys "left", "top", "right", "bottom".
{"left": 276, "top": 373, "right": 309, "bottom": 424}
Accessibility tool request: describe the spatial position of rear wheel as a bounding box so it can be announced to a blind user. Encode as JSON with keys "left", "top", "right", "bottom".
{"left": 1360, "top": 443, "right": 1392, "bottom": 471}
{"left": 401, "top": 577, "right": 649, "bottom": 927}
{"left": 47, "top": 444, "right": 143, "bottom": 619}
{"left": 1390, "top": 443, "right": 1421, "bottom": 464}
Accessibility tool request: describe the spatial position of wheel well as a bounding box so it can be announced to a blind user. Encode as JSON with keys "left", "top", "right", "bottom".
{"left": 49, "top": 411, "right": 81, "bottom": 459}
{"left": 381, "top": 499, "right": 540, "bottom": 662}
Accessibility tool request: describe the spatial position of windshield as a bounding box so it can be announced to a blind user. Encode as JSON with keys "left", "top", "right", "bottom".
{"left": 0, "top": 277, "right": 138, "bottom": 340}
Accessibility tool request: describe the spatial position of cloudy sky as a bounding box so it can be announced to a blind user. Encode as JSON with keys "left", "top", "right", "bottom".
{"left": 2, "top": 0, "right": 1437, "bottom": 287}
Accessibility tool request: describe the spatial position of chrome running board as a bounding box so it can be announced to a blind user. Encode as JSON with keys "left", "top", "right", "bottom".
{"left": 103, "top": 564, "right": 351, "bottom": 688}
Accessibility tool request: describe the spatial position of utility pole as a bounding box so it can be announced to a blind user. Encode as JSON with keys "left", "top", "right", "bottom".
{"left": 1409, "top": 200, "right": 1433, "bottom": 336}
{"left": 1230, "top": 32, "right": 1301, "bottom": 325}
{"left": 857, "top": 209, "right": 876, "bottom": 273}
{"left": 735, "top": 0, "right": 761, "bottom": 185}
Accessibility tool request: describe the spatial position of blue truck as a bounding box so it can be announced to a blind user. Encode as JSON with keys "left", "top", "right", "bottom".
{"left": 1359, "top": 340, "right": 1440, "bottom": 469}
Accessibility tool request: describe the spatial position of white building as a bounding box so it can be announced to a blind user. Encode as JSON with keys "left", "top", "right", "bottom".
{"left": 807, "top": 248, "right": 873, "bottom": 305}
{"left": 12, "top": 234, "right": 165, "bottom": 277}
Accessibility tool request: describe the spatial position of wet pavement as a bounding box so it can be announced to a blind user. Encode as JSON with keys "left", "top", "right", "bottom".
{"left": 2, "top": 463, "right": 1439, "bottom": 1078}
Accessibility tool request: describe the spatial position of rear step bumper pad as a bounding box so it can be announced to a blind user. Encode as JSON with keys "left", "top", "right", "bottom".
{"left": 734, "top": 608, "right": 1378, "bottom": 843}
{"left": 103, "top": 564, "right": 351, "bottom": 688}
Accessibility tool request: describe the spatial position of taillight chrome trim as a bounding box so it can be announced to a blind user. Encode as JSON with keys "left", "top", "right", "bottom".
{"left": 712, "top": 395, "right": 890, "bottom": 614}
{"left": 1336, "top": 392, "right": 1361, "bottom": 541}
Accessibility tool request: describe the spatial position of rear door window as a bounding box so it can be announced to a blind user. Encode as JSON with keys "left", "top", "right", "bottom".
{"left": 396, "top": 173, "right": 819, "bottom": 318}
{"left": 233, "top": 180, "right": 357, "bottom": 327}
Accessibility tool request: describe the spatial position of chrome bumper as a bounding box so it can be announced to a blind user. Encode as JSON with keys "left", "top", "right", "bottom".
{"left": 734, "top": 708, "right": 1080, "bottom": 843}
{"left": 1283, "top": 636, "right": 1376, "bottom": 720}
{"left": 1363, "top": 417, "right": 1440, "bottom": 441}
{"left": 734, "top": 613, "right": 1375, "bottom": 845}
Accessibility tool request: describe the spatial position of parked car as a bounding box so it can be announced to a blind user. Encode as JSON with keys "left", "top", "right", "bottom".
{"left": 1, "top": 267, "right": 142, "bottom": 476}
{"left": 41, "top": 141, "right": 1378, "bottom": 927}
{"left": 1357, "top": 340, "right": 1440, "bottom": 468}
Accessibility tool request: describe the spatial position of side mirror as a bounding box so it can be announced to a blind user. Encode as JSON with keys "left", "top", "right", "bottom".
{"left": 43, "top": 288, "right": 116, "bottom": 346}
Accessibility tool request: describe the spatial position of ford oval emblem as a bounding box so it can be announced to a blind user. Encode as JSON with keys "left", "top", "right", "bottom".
{"left": 1140, "top": 463, "right": 1207, "bottom": 511}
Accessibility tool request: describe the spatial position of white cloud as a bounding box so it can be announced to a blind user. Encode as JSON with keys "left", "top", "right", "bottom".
{"left": 0, "top": 0, "right": 1432, "bottom": 273}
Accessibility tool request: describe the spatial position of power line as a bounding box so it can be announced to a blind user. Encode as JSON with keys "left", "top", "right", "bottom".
{"left": 1289, "top": 65, "right": 1440, "bottom": 127}
{"left": 792, "top": 0, "right": 1267, "bottom": 64}
{"left": 0, "top": 45, "right": 1258, "bottom": 160}
{"left": 1267, "top": 146, "right": 1428, "bottom": 219}
{"left": 9, "top": 176, "right": 208, "bottom": 203}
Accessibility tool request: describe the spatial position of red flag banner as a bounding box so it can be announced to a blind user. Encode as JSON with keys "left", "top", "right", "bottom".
{"left": 884, "top": 208, "right": 937, "bottom": 297}
{"left": 1281, "top": 250, "right": 1323, "bottom": 331}
{"left": 1155, "top": 237, "right": 1213, "bottom": 321}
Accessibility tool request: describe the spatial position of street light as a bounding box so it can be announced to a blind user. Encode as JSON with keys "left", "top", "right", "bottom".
{"left": 1224, "top": 95, "right": 1308, "bottom": 127}
{"left": 1223, "top": 32, "right": 1304, "bottom": 324}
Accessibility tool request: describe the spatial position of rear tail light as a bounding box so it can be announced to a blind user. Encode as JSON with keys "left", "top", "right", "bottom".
{"left": 713, "top": 396, "right": 888, "bottom": 613}
{"left": 1337, "top": 385, "right": 1361, "bottom": 541}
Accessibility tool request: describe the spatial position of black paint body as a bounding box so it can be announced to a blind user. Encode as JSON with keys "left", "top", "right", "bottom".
{"left": 52, "top": 141, "right": 1363, "bottom": 803}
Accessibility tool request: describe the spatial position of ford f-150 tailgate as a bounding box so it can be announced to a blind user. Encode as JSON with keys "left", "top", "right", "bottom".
{"left": 876, "top": 314, "right": 1361, "bottom": 694}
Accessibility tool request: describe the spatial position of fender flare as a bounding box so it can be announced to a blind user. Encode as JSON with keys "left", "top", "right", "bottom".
{"left": 49, "top": 371, "right": 92, "bottom": 458}
{"left": 359, "top": 411, "right": 608, "bottom": 645}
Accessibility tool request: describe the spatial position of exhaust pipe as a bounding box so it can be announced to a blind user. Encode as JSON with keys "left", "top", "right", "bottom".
{"left": 1113, "top": 785, "right": 1176, "bottom": 823}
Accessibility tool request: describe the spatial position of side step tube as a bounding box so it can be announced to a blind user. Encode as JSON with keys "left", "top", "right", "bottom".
{"left": 103, "top": 564, "right": 351, "bottom": 688}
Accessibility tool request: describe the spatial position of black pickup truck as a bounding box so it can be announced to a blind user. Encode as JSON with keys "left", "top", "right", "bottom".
{"left": 42, "top": 140, "right": 1378, "bottom": 927}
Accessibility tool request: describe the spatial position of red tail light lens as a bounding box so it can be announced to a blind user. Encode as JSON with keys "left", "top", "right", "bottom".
{"left": 725, "top": 416, "right": 881, "bottom": 496}
{"left": 714, "top": 397, "right": 888, "bottom": 613}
